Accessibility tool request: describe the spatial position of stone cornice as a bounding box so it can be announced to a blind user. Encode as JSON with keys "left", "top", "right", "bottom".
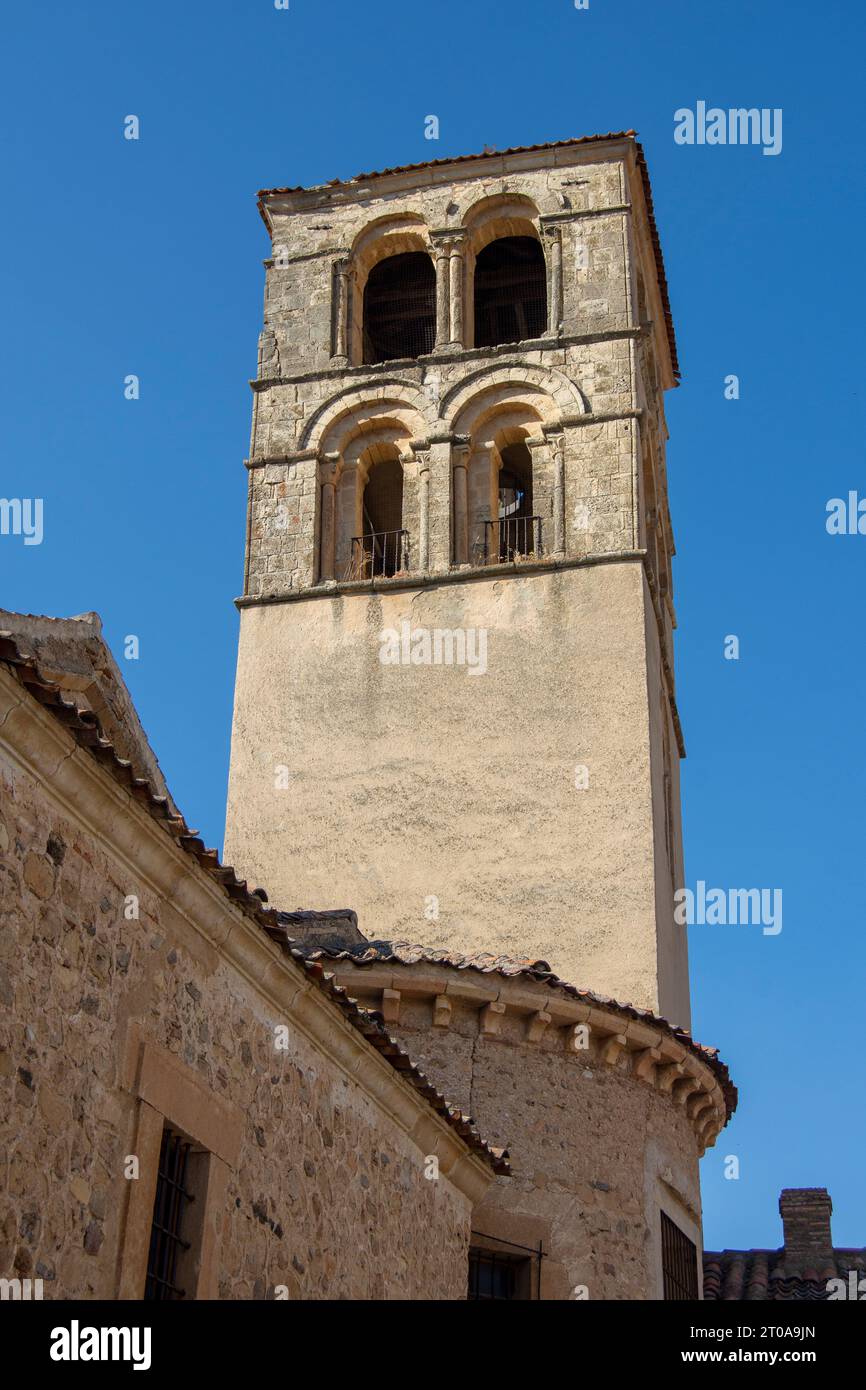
{"left": 316, "top": 959, "right": 731, "bottom": 1156}
{"left": 248, "top": 328, "right": 643, "bottom": 393}
{"left": 0, "top": 663, "right": 497, "bottom": 1205}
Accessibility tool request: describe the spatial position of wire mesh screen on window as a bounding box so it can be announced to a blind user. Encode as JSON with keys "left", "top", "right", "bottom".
{"left": 474, "top": 237, "right": 547, "bottom": 349}
{"left": 363, "top": 252, "right": 436, "bottom": 364}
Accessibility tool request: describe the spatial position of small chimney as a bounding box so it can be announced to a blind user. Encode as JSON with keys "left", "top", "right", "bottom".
{"left": 778, "top": 1188, "right": 834, "bottom": 1274}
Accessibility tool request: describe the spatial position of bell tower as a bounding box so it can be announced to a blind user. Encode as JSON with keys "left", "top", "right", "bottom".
{"left": 225, "top": 134, "right": 691, "bottom": 1027}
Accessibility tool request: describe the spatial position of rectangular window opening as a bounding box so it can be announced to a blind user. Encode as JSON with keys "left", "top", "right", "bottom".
{"left": 661, "top": 1210, "right": 699, "bottom": 1300}
{"left": 145, "top": 1125, "right": 197, "bottom": 1301}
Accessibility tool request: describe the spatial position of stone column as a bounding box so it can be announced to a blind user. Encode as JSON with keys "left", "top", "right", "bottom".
{"left": 331, "top": 257, "right": 350, "bottom": 365}
{"left": 434, "top": 242, "right": 452, "bottom": 348}
{"left": 426, "top": 436, "right": 454, "bottom": 573}
{"left": 468, "top": 444, "right": 499, "bottom": 565}
{"left": 334, "top": 464, "right": 361, "bottom": 579}
{"left": 448, "top": 235, "right": 466, "bottom": 348}
{"left": 318, "top": 454, "right": 339, "bottom": 580}
{"left": 542, "top": 224, "right": 563, "bottom": 337}
{"left": 452, "top": 441, "right": 471, "bottom": 566}
{"left": 416, "top": 449, "right": 431, "bottom": 572}
{"left": 546, "top": 430, "right": 566, "bottom": 555}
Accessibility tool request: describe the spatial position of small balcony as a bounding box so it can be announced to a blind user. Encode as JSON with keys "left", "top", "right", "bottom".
{"left": 347, "top": 529, "right": 410, "bottom": 580}
{"left": 483, "top": 516, "right": 543, "bottom": 566}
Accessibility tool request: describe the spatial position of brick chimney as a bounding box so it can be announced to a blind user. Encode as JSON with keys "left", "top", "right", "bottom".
{"left": 778, "top": 1189, "right": 834, "bottom": 1275}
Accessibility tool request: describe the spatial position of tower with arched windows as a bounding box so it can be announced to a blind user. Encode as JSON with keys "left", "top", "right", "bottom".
{"left": 226, "top": 135, "right": 689, "bottom": 1029}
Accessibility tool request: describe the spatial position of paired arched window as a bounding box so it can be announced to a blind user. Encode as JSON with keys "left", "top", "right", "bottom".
{"left": 473, "top": 237, "right": 547, "bottom": 349}
{"left": 357, "top": 231, "right": 548, "bottom": 363}
{"left": 362, "top": 252, "right": 436, "bottom": 364}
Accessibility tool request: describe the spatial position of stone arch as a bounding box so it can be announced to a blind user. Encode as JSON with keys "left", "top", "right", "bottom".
{"left": 309, "top": 387, "right": 433, "bottom": 583}
{"left": 347, "top": 214, "right": 435, "bottom": 365}
{"left": 441, "top": 363, "right": 587, "bottom": 435}
{"left": 444, "top": 367, "right": 582, "bottom": 567}
{"left": 301, "top": 381, "right": 435, "bottom": 452}
{"left": 460, "top": 194, "right": 546, "bottom": 348}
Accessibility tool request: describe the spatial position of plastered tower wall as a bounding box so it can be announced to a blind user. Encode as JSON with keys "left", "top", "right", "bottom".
{"left": 225, "top": 136, "right": 689, "bottom": 1026}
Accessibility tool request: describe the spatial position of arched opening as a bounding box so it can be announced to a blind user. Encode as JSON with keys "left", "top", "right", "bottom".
{"left": 473, "top": 237, "right": 547, "bottom": 349}
{"left": 356, "top": 457, "right": 405, "bottom": 577}
{"left": 496, "top": 441, "right": 535, "bottom": 560}
{"left": 363, "top": 252, "right": 436, "bottom": 364}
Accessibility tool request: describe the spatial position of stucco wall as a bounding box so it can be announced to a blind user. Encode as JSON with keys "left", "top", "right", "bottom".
{"left": 226, "top": 559, "right": 689, "bottom": 1025}
{"left": 0, "top": 707, "right": 479, "bottom": 1301}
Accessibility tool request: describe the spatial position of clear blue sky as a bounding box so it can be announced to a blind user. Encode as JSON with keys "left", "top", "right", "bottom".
{"left": 2, "top": 0, "right": 864, "bottom": 1256}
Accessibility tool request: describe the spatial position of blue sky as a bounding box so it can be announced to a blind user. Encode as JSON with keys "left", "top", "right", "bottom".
{"left": 2, "top": 0, "right": 864, "bottom": 1255}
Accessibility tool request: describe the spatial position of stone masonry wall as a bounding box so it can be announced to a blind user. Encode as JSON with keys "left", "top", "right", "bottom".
{"left": 334, "top": 976, "right": 706, "bottom": 1301}
{"left": 0, "top": 742, "right": 474, "bottom": 1300}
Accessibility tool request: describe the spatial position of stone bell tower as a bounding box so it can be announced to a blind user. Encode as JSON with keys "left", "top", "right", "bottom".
{"left": 225, "top": 134, "right": 691, "bottom": 1028}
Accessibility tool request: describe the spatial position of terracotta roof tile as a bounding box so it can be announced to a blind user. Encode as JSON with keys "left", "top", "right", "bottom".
{"left": 703, "top": 1249, "right": 866, "bottom": 1300}
{"left": 0, "top": 631, "right": 509, "bottom": 1176}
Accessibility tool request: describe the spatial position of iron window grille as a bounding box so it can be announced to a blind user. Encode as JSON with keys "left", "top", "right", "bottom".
{"left": 661, "top": 1211, "right": 699, "bottom": 1300}
{"left": 468, "top": 1232, "right": 544, "bottom": 1300}
{"left": 145, "top": 1126, "right": 195, "bottom": 1300}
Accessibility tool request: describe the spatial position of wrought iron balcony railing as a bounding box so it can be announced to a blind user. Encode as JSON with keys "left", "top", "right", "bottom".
{"left": 347, "top": 528, "right": 409, "bottom": 580}
{"left": 483, "top": 515, "right": 543, "bottom": 565}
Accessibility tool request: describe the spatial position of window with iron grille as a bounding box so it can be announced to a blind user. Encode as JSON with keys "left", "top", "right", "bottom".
{"left": 145, "top": 1126, "right": 196, "bottom": 1300}
{"left": 363, "top": 252, "right": 436, "bottom": 364}
{"left": 474, "top": 236, "right": 547, "bottom": 349}
{"left": 467, "top": 1233, "right": 543, "bottom": 1300}
{"left": 661, "top": 1211, "right": 699, "bottom": 1300}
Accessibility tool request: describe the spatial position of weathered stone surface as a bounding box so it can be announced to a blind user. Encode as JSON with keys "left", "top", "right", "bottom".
{"left": 0, "top": 706, "right": 482, "bottom": 1301}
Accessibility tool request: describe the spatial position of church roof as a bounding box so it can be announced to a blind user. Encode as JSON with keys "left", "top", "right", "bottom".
{"left": 0, "top": 627, "right": 509, "bottom": 1177}
{"left": 293, "top": 935, "right": 737, "bottom": 1123}
{"left": 257, "top": 133, "right": 680, "bottom": 382}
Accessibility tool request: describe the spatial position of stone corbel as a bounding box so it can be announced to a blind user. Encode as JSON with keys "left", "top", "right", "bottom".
{"left": 526, "top": 1010, "right": 552, "bottom": 1046}
{"left": 381, "top": 988, "right": 401, "bottom": 1025}
{"left": 600, "top": 1033, "right": 627, "bottom": 1066}
{"left": 433, "top": 995, "right": 452, "bottom": 1029}
{"left": 632, "top": 1046, "right": 663, "bottom": 1082}
{"left": 686, "top": 1090, "right": 714, "bottom": 1124}
{"left": 479, "top": 1001, "right": 506, "bottom": 1038}
{"left": 657, "top": 1061, "right": 686, "bottom": 1094}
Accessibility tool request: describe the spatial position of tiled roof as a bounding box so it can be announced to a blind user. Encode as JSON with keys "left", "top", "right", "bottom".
{"left": 0, "top": 630, "right": 509, "bottom": 1176}
{"left": 257, "top": 132, "right": 639, "bottom": 196}
{"left": 703, "top": 1249, "right": 866, "bottom": 1301}
{"left": 295, "top": 937, "right": 736, "bottom": 1123}
{"left": 257, "top": 133, "right": 680, "bottom": 382}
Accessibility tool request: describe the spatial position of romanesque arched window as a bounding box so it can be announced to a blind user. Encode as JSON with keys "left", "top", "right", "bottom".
{"left": 356, "top": 455, "right": 406, "bottom": 577}
{"left": 496, "top": 441, "right": 535, "bottom": 560}
{"left": 473, "top": 237, "right": 547, "bottom": 349}
{"left": 363, "top": 252, "right": 436, "bottom": 364}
